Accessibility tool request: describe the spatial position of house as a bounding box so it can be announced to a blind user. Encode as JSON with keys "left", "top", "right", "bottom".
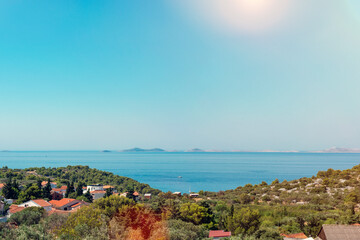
{"left": 115, "top": 192, "right": 127, "bottom": 197}
{"left": 41, "top": 181, "right": 57, "bottom": 189}
{"left": 7, "top": 205, "right": 25, "bottom": 217}
{"left": 52, "top": 186, "right": 67, "bottom": 197}
{"left": 85, "top": 184, "right": 104, "bottom": 193}
{"left": 90, "top": 190, "right": 106, "bottom": 200}
{"left": 18, "top": 199, "right": 52, "bottom": 212}
{"left": 209, "top": 230, "right": 231, "bottom": 239}
{"left": 133, "top": 191, "right": 140, "bottom": 201}
{"left": 317, "top": 224, "right": 360, "bottom": 240}
{"left": 190, "top": 193, "right": 199, "bottom": 198}
{"left": 144, "top": 193, "right": 152, "bottom": 199}
{"left": 50, "top": 198, "right": 81, "bottom": 211}
{"left": 172, "top": 192, "right": 181, "bottom": 196}
{"left": 281, "top": 232, "right": 313, "bottom": 240}
{"left": 50, "top": 190, "right": 63, "bottom": 200}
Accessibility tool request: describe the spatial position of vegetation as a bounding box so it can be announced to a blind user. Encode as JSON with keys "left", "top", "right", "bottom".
{"left": 1, "top": 164, "right": 360, "bottom": 239}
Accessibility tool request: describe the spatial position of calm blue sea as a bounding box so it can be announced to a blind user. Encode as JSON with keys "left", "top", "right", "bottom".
{"left": 0, "top": 151, "right": 359, "bottom": 193}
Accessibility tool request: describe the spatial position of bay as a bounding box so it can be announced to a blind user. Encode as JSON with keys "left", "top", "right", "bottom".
{"left": 0, "top": 151, "right": 359, "bottom": 193}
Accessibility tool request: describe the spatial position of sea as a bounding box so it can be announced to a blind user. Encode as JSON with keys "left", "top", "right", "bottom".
{"left": 0, "top": 151, "right": 359, "bottom": 193}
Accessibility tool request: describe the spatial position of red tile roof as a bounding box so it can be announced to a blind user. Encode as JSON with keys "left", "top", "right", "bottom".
{"left": 0, "top": 183, "right": 5, "bottom": 188}
{"left": 281, "top": 232, "right": 308, "bottom": 239}
{"left": 32, "top": 199, "right": 52, "bottom": 207}
{"left": 103, "top": 185, "right": 115, "bottom": 189}
{"left": 51, "top": 188, "right": 65, "bottom": 192}
{"left": 9, "top": 205, "right": 25, "bottom": 214}
{"left": 50, "top": 198, "right": 77, "bottom": 208}
{"left": 209, "top": 230, "right": 231, "bottom": 238}
{"left": 133, "top": 191, "right": 139, "bottom": 196}
{"left": 90, "top": 190, "right": 106, "bottom": 194}
{"left": 41, "top": 181, "right": 57, "bottom": 186}
{"left": 60, "top": 186, "right": 67, "bottom": 190}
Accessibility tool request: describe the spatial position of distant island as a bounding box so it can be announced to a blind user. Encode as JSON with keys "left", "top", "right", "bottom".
{"left": 122, "top": 148, "right": 165, "bottom": 152}
{"left": 120, "top": 146, "right": 360, "bottom": 153}
{"left": 311, "top": 147, "right": 360, "bottom": 153}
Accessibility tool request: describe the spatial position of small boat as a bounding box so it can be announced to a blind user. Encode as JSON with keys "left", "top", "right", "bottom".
{"left": 178, "top": 176, "right": 183, "bottom": 178}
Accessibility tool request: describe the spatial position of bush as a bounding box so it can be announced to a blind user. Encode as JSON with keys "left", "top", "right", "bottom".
{"left": 167, "top": 219, "right": 208, "bottom": 240}
{"left": 8, "top": 207, "right": 45, "bottom": 226}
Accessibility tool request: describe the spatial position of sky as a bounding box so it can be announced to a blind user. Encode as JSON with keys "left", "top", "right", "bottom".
{"left": 0, "top": 0, "right": 360, "bottom": 151}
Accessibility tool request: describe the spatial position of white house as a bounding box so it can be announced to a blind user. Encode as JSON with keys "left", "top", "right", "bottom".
{"left": 84, "top": 184, "right": 104, "bottom": 194}
{"left": 18, "top": 199, "right": 52, "bottom": 212}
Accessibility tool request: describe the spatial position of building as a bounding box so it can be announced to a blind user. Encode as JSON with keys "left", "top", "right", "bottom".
{"left": 209, "top": 230, "right": 231, "bottom": 239}
{"left": 144, "top": 193, "right": 152, "bottom": 199}
{"left": 50, "top": 198, "right": 82, "bottom": 211}
{"left": 85, "top": 184, "right": 104, "bottom": 193}
{"left": 281, "top": 232, "right": 313, "bottom": 240}
{"left": 317, "top": 224, "right": 360, "bottom": 240}
{"left": 190, "top": 193, "right": 199, "bottom": 198}
{"left": 172, "top": 192, "right": 181, "bottom": 196}
{"left": 52, "top": 185, "right": 67, "bottom": 197}
{"left": 50, "top": 190, "right": 63, "bottom": 200}
{"left": 18, "top": 199, "right": 52, "bottom": 212}
{"left": 41, "top": 181, "right": 57, "bottom": 189}
{"left": 90, "top": 190, "right": 106, "bottom": 200}
{"left": 7, "top": 205, "right": 25, "bottom": 217}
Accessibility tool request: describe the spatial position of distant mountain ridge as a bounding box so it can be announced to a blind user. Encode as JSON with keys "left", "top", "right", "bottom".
{"left": 313, "top": 147, "right": 360, "bottom": 153}
{"left": 122, "top": 148, "right": 165, "bottom": 152}
{"left": 119, "top": 147, "right": 360, "bottom": 153}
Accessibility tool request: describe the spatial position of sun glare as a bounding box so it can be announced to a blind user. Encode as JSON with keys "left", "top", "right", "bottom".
{"left": 177, "top": 0, "right": 292, "bottom": 34}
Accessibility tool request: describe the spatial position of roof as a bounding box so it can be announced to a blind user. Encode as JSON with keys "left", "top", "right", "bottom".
{"left": 281, "top": 233, "right": 308, "bottom": 239}
{"left": 8, "top": 205, "right": 25, "bottom": 214}
{"left": 0, "top": 183, "right": 5, "bottom": 188}
{"left": 319, "top": 224, "right": 360, "bottom": 240}
{"left": 60, "top": 186, "right": 67, "bottom": 190}
{"left": 209, "top": 230, "right": 231, "bottom": 238}
{"left": 32, "top": 199, "right": 52, "bottom": 207}
{"left": 90, "top": 190, "right": 106, "bottom": 194}
{"left": 50, "top": 198, "right": 77, "bottom": 208}
{"left": 133, "top": 192, "right": 139, "bottom": 196}
{"left": 41, "top": 181, "right": 57, "bottom": 186}
{"left": 144, "top": 193, "right": 152, "bottom": 196}
{"left": 103, "top": 185, "right": 115, "bottom": 189}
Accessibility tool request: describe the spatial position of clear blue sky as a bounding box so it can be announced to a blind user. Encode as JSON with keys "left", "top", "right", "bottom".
{"left": 0, "top": 0, "right": 360, "bottom": 151}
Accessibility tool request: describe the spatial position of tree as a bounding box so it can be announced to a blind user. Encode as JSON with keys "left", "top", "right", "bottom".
{"left": 2, "top": 178, "right": 19, "bottom": 199}
{"left": 17, "top": 184, "right": 42, "bottom": 203}
{"left": 43, "top": 179, "right": 52, "bottom": 200}
{"left": 108, "top": 205, "right": 168, "bottom": 240}
{"left": 104, "top": 188, "right": 112, "bottom": 198}
{"left": 84, "top": 190, "right": 93, "bottom": 203}
{"left": 75, "top": 182, "right": 84, "bottom": 197}
{"left": 168, "top": 219, "right": 208, "bottom": 240}
{"left": 65, "top": 181, "right": 75, "bottom": 198}
{"left": 9, "top": 207, "right": 45, "bottom": 226}
{"left": 227, "top": 207, "right": 260, "bottom": 235}
{"left": 179, "top": 203, "right": 211, "bottom": 225}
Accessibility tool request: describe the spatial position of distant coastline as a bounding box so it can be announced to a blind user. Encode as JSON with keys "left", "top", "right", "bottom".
{"left": 117, "top": 146, "right": 360, "bottom": 154}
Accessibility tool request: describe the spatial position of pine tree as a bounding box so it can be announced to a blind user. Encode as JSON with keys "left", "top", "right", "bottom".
{"left": 43, "top": 178, "right": 52, "bottom": 200}
{"left": 84, "top": 190, "right": 93, "bottom": 203}
{"left": 104, "top": 188, "right": 112, "bottom": 198}
{"left": 2, "top": 178, "right": 13, "bottom": 199}
{"left": 76, "top": 182, "right": 84, "bottom": 197}
{"left": 65, "top": 181, "right": 71, "bottom": 198}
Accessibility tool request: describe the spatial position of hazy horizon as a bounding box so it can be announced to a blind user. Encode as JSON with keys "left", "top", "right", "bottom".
{"left": 1, "top": 0, "right": 360, "bottom": 150}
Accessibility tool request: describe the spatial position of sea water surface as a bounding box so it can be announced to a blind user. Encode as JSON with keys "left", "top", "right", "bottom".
{"left": 0, "top": 151, "right": 359, "bottom": 193}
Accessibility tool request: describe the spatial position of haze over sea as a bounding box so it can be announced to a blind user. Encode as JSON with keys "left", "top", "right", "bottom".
{"left": 1, "top": 151, "right": 359, "bottom": 193}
